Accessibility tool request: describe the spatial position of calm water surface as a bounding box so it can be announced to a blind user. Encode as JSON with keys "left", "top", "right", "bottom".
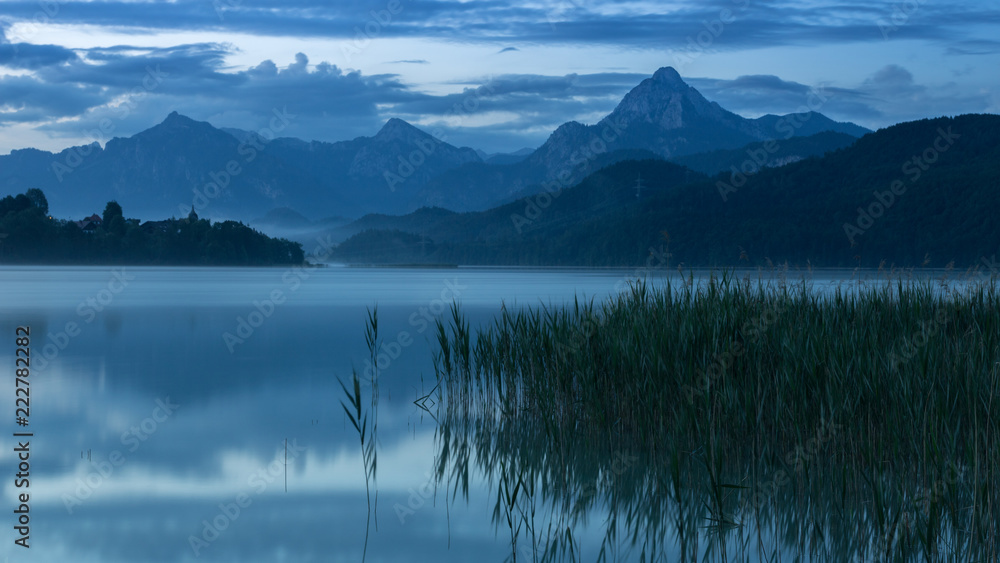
{"left": 0, "top": 265, "right": 986, "bottom": 562}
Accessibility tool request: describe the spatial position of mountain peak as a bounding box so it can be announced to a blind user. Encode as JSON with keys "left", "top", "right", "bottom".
{"left": 375, "top": 117, "right": 422, "bottom": 141}
{"left": 160, "top": 111, "right": 196, "bottom": 127}
{"left": 652, "top": 66, "right": 685, "bottom": 87}
{"left": 122, "top": 111, "right": 233, "bottom": 150}
{"left": 602, "top": 66, "right": 719, "bottom": 133}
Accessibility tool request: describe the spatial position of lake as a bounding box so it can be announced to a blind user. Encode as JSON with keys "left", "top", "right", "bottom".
{"left": 0, "top": 265, "right": 991, "bottom": 562}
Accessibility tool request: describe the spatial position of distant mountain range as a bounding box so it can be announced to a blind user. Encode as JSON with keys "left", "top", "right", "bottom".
{"left": 404, "top": 67, "right": 869, "bottom": 211}
{"left": 328, "top": 114, "right": 1000, "bottom": 268}
{"left": 0, "top": 66, "right": 869, "bottom": 222}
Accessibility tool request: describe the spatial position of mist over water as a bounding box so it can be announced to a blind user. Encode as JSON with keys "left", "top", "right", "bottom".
{"left": 0, "top": 266, "right": 988, "bottom": 562}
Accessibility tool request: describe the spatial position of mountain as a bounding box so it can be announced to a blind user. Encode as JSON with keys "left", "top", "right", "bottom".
{"left": 0, "top": 66, "right": 870, "bottom": 222}
{"left": 411, "top": 67, "right": 869, "bottom": 212}
{"left": 248, "top": 117, "right": 481, "bottom": 215}
{"left": 411, "top": 147, "right": 664, "bottom": 213}
{"left": 0, "top": 112, "right": 318, "bottom": 221}
{"left": 751, "top": 112, "right": 870, "bottom": 139}
{"left": 482, "top": 148, "right": 535, "bottom": 165}
{"left": 0, "top": 113, "right": 482, "bottom": 221}
{"left": 532, "top": 67, "right": 867, "bottom": 170}
{"left": 668, "top": 131, "right": 859, "bottom": 176}
{"left": 330, "top": 114, "right": 1000, "bottom": 269}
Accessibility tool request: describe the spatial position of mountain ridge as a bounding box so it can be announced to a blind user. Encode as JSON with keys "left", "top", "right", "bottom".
{"left": 0, "top": 66, "right": 870, "bottom": 221}
{"left": 328, "top": 113, "right": 998, "bottom": 268}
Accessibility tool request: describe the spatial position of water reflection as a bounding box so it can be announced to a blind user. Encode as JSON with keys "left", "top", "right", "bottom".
{"left": 431, "top": 405, "right": 996, "bottom": 561}
{"left": 0, "top": 265, "right": 995, "bottom": 562}
{"left": 429, "top": 272, "right": 1000, "bottom": 562}
{"left": 2, "top": 265, "right": 663, "bottom": 563}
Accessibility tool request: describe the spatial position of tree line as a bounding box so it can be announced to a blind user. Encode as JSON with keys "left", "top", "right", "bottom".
{"left": 0, "top": 189, "right": 304, "bottom": 265}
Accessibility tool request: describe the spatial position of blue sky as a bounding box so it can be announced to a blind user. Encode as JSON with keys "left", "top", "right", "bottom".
{"left": 0, "top": 0, "right": 997, "bottom": 154}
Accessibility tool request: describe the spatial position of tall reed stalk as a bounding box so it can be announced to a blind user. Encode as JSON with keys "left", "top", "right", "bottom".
{"left": 340, "top": 307, "right": 380, "bottom": 563}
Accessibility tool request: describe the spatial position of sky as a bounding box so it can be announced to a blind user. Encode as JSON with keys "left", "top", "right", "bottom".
{"left": 0, "top": 0, "right": 997, "bottom": 154}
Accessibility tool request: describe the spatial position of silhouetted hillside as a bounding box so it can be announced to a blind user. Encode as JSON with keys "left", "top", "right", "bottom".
{"left": 331, "top": 114, "right": 1000, "bottom": 269}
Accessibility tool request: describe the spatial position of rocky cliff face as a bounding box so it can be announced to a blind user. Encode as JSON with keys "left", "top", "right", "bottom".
{"left": 528, "top": 66, "right": 865, "bottom": 181}
{"left": 606, "top": 67, "right": 723, "bottom": 130}
{"left": 412, "top": 67, "right": 869, "bottom": 213}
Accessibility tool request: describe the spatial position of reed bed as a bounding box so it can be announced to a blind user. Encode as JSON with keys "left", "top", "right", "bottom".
{"left": 432, "top": 270, "right": 1000, "bottom": 561}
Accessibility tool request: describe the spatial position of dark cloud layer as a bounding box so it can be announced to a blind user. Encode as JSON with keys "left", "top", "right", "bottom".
{"left": 13, "top": 46, "right": 649, "bottom": 151}
{"left": 689, "top": 64, "right": 994, "bottom": 127}
{"left": 0, "top": 0, "right": 995, "bottom": 48}
{"left": 0, "top": 1, "right": 996, "bottom": 152}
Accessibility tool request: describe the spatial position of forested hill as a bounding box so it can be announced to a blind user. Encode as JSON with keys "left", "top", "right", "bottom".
{"left": 668, "top": 130, "right": 858, "bottom": 176}
{"left": 0, "top": 190, "right": 304, "bottom": 265}
{"left": 331, "top": 114, "right": 1000, "bottom": 269}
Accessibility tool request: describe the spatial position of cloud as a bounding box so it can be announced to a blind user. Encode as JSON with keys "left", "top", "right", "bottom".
{"left": 0, "top": 42, "right": 79, "bottom": 69}
{"left": 690, "top": 65, "right": 995, "bottom": 129}
{"left": 0, "top": 22, "right": 79, "bottom": 70}
{"left": 945, "top": 39, "right": 1000, "bottom": 56}
{"left": 10, "top": 367, "right": 500, "bottom": 563}
{"left": 10, "top": 45, "right": 427, "bottom": 146}
{"left": 2, "top": 40, "right": 994, "bottom": 155}
{"left": 688, "top": 73, "right": 877, "bottom": 119}
{"left": 0, "top": 75, "right": 108, "bottom": 123}
{"left": 10, "top": 36, "right": 987, "bottom": 156}
{"left": 285, "top": 52, "right": 309, "bottom": 74}
{"left": 709, "top": 74, "right": 813, "bottom": 95}
{"left": 390, "top": 72, "right": 636, "bottom": 125}
{"left": 864, "top": 64, "right": 922, "bottom": 96}
{"left": 0, "top": 0, "right": 990, "bottom": 50}
{"left": 0, "top": 1, "right": 995, "bottom": 152}
{"left": 0, "top": 35, "right": 654, "bottom": 151}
